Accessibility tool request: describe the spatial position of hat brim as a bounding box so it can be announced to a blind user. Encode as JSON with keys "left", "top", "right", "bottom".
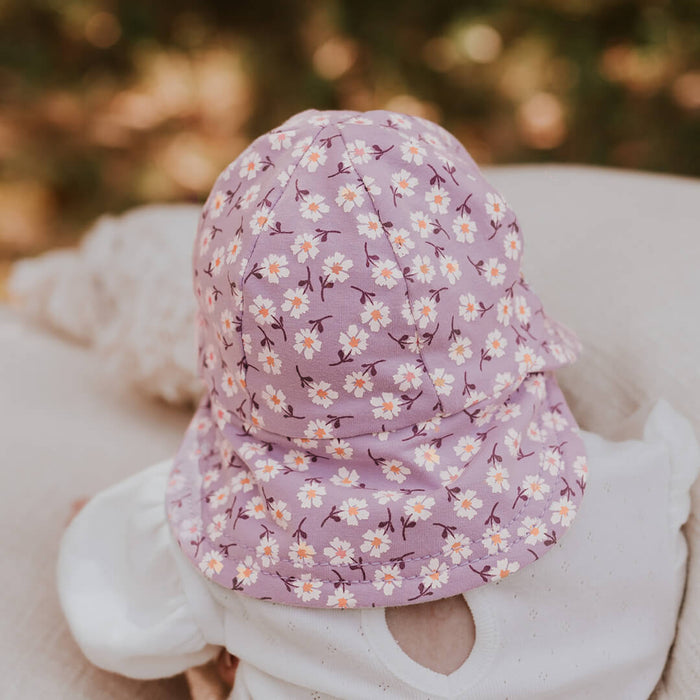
{"left": 166, "top": 369, "right": 587, "bottom": 608}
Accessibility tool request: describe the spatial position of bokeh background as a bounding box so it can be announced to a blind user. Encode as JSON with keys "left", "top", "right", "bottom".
{"left": 1, "top": 0, "right": 698, "bottom": 291}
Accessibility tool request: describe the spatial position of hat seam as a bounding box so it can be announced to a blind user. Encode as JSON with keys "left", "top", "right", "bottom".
{"left": 332, "top": 119, "right": 446, "bottom": 417}
{"left": 195, "top": 456, "right": 570, "bottom": 582}
{"left": 237, "top": 119, "right": 335, "bottom": 422}
{"left": 195, "top": 397, "right": 575, "bottom": 578}
{"left": 222, "top": 373, "right": 527, "bottom": 444}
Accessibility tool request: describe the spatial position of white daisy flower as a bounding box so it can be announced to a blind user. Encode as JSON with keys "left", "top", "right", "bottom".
{"left": 308, "top": 380, "right": 338, "bottom": 409}
{"left": 414, "top": 443, "right": 440, "bottom": 471}
{"left": 268, "top": 129, "right": 295, "bottom": 150}
{"left": 522, "top": 474, "right": 551, "bottom": 501}
{"left": 260, "top": 254, "right": 289, "bottom": 284}
{"left": 294, "top": 328, "right": 321, "bottom": 360}
{"left": 372, "top": 564, "right": 403, "bottom": 596}
{"left": 339, "top": 324, "right": 369, "bottom": 356}
{"left": 504, "top": 230, "right": 521, "bottom": 260}
{"left": 550, "top": 497, "right": 576, "bottom": 527}
{"left": 249, "top": 206, "right": 274, "bottom": 235}
{"left": 293, "top": 574, "right": 323, "bottom": 602}
{"left": 360, "top": 528, "right": 391, "bottom": 557}
{"left": 493, "top": 558, "right": 520, "bottom": 580}
{"left": 289, "top": 540, "right": 316, "bottom": 568}
{"left": 458, "top": 293, "right": 479, "bottom": 322}
{"left": 199, "top": 550, "right": 224, "bottom": 578}
{"left": 360, "top": 300, "right": 392, "bottom": 332}
{"left": 372, "top": 259, "right": 402, "bottom": 289}
{"left": 442, "top": 533, "right": 473, "bottom": 564}
{"left": 485, "top": 257, "right": 506, "bottom": 286}
{"left": 485, "top": 192, "right": 506, "bottom": 222}
{"left": 344, "top": 370, "right": 374, "bottom": 397}
{"left": 486, "top": 465, "right": 510, "bottom": 493}
{"left": 453, "top": 214, "right": 477, "bottom": 243}
{"left": 409, "top": 210, "right": 430, "bottom": 238}
{"left": 327, "top": 589, "right": 357, "bottom": 609}
{"left": 331, "top": 466, "right": 360, "bottom": 488}
{"left": 239, "top": 151, "right": 262, "bottom": 180}
{"left": 425, "top": 185, "right": 450, "bottom": 214}
{"left": 518, "top": 516, "right": 548, "bottom": 546}
{"left": 389, "top": 228, "right": 415, "bottom": 257}
{"left": 336, "top": 182, "right": 365, "bottom": 212}
{"left": 453, "top": 489, "right": 483, "bottom": 519}
{"left": 291, "top": 232, "right": 320, "bottom": 263}
{"left": 420, "top": 557, "right": 449, "bottom": 589}
{"left": 258, "top": 348, "right": 282, "bottom": 375}
{"left": 235, "top": 555, "right": 260, "bottom": 586}
{"left": 400, "top": 137, "right": 427, "bottom": 165}
{"left": 448, "top": 338, "right": 473, "bottom": 366}
{"left": 322, "top": 252, "right": 354, "bottom": 282}
{"left": 391, "top": 169, "right": 418, "bottom": 197}
{"left": 440, "top": 255, "right": 461, "bottom": 284}
{"left": 482, "top": 525, "right": 511, "bottom": 555}
{"left": 413, "top": 296, "right": 437, "bottom": 329}
{"left": 249, "top": 295, "right": 276, "bottom": 325}
{"left": 299, "top": 194, "right": 329, "bottom": 222}
{"left": 430, "top": 367, "right": 454, "bottom": 396}
{"left": 281, "top": 287, "right": 310, "bottom": 319}
{"left": 370, "top": 392, "right": 401, "bottom": 420}
{"left": 382, "top": 459, "right": 411, "bottom": 483}
{"left": 540, "top": 448, "right": 563, "bottom": 476}
{"left": 403, "top": 495, "right": 435, "bottom": 521}
{"left": 339, "top": 498, "right": 370, "bottom": 526}
{"left": 301, "top": 145, "right": 327, "bottom": 172}
{"left": 256, "top": 535, "right": 280, "bottom": 567}
{"left": 411, "top": 254, "right": 436, "bottom": 283}
{"left": 323, "top": 537, "right": 355, "bottom": 565}
{"left": 356, "top": 212, "right": 383, "bottom": 239}
{"left": 393, "top": 362, "right": 423, "bottom": 391}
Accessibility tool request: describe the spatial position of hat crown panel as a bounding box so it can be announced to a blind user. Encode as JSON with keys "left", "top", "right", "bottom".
{"left": 191, "top": 109, "right": 577, "bottom": 440}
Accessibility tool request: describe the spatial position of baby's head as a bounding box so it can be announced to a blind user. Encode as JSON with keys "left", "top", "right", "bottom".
{"left": 166, "top": 109, "right": 587, "bottom": 608}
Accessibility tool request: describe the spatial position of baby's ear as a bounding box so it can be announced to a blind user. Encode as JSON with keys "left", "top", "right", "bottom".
{"left": 384, "top": 595, "right": 475, "bottom": 675}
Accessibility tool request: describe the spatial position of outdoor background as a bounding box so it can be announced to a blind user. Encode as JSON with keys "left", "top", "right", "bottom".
{"left": 1, "top": 0, "right": 698, "bottom": 292}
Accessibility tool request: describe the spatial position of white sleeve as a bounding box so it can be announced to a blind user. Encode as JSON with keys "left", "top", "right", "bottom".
{"left": 643, "top": 398, "right": 700, "bottom": 535}
{"left": 57, "top": 459, "right": 225, "bottom": 680}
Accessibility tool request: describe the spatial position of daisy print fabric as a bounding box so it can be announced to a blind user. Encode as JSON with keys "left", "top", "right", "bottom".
{"left": 166, "top": 109, "right": 588, "bottom": 608}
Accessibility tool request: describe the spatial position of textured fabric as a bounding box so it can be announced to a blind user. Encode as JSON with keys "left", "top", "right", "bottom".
{"left": 0, "top": 306, "right": 190, "bottom": 700}
{"left": 8, "top": 204, "right": 202, "bottom": 405}
{"left": 57, "top": 399, "right": 699, "bottom": 699}
{"left": 167, "top": 109, "right": 588, "bottom": 607}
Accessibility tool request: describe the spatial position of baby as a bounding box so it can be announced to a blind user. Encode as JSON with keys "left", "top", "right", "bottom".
{"left": 58, "top": 109, "right": 699, "bottom": 699}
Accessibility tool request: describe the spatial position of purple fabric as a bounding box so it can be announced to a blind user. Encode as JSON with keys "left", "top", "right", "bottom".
{"left": 166, "top": 109, "right": 588, "bottom": 608}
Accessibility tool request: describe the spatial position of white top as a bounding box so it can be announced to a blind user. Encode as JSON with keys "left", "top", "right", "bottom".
{"left": 57, "top": 399, "right": 700, "bottom": 699}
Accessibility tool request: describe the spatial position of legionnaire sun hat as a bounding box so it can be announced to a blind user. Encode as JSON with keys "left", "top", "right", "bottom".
{"left": 166, "top": 108, "right": 588, "bottom": 608}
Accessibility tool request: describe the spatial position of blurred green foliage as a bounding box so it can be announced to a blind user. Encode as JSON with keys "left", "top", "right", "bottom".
{"left": 0, "top": 0, "right": 698, "bottom": 258}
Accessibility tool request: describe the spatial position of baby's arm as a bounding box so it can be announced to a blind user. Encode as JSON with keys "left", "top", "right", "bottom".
{"left": 66, "top": 493, "right": 239, "bottom": 687}
{"left": 58, "top": 461, "right": 223, "bottom": 680}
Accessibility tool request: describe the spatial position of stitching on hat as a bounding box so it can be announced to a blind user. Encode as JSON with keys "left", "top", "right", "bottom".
{"left": 237, "top": 120, "right": 333, "bottom": 418}
{"left": 191, "top": 453, "right": 575, "bottom": 584}
{"left": 332, "top": 118, "right": 446, "bottom": 417}
{"left": 222, "top": 390, "right": 496, "bottom": 443}
{"left": 181, "top": 396, "right": 582, "bottom": 582}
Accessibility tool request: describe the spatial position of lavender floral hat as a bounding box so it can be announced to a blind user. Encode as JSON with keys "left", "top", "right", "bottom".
{"left": 166, "top": 108, "right": 589, "bottom": 609}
